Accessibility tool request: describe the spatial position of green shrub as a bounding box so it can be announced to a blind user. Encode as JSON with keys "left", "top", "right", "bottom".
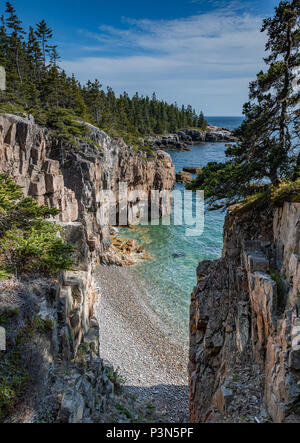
{"left": 31, "top": 316, "right": 55, "bottom": 334}
{"left": 0, "top": 374, "right": 30, "bottom": 421}
{"left": 0, "top": 307, "right": 19, "bottom": 326}
{"left": 107, "top": 367, "right": 125, "bottom": 391}
{"left": 0, "top": 310, "right": 33, "bottom": 422}
{"left": 0, "top": 175, "right": 74, "bottom": 276}
{"left": 0, "top": 223, "right": 74, "bottom": 275}
{"left": 0, "top": 269, "right": 13, "bottom": 281}
{"left": 43, "top": 107, "right": 85, "bottom": 144}
{"left": 116, "top": 403, "right": 132, "bottom": 419}
{"left": 0, "top": 102, "right": 27, "bottom": 116}
{"left": 231, "top": 190, "right": 269, "bottom": 216}
{"left": 271, "top": 178, "right": 300, "bottom": 205}
{"left": 0, "top": 319, "right": 40, "bottom": 421}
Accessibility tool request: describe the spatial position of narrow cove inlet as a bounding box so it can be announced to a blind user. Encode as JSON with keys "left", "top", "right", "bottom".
{"left": 97, "top": 117, "right": 243, "bottom": 423}
{"left": 1, "top": 0, "right": 299, "bottom": 426}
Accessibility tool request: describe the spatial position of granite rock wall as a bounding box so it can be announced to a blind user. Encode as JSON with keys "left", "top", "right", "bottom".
{"left": 189, "top": 202, "right": 300, "bottom": 423}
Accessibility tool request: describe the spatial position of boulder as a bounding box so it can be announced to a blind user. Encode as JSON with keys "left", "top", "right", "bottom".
{"left": 183, "top": 167, "right": 203, "bottom": 175}
{"left": 176, "top": 171, "right": 193, "bottom": 184}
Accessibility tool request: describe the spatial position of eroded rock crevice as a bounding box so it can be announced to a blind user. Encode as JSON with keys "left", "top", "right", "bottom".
{"left": 0, "top": 113, "right": 175, "bottom": 422}
{"left": 2, "top": 112, "right": 299, "bottom": 423}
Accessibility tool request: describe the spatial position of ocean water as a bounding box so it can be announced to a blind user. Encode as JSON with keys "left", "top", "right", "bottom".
{"left": 206, "top": 116, "right": 244, "bottom": 130}
{"left": 120, "top": 117, "right": 244, "bottom": 344}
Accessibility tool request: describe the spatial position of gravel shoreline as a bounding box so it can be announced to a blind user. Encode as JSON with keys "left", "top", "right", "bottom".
{"left": 96, "top": 265, "right": 189, "bottom": 423}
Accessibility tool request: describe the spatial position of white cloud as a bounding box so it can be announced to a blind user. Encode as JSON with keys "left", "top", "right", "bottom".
{"left": 61, "top": 7, "right": 267, "bottom": 115}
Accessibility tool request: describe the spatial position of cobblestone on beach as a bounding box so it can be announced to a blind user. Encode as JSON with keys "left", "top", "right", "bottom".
{"left": 96, "top": 265, "right": 189, "bottom": 423}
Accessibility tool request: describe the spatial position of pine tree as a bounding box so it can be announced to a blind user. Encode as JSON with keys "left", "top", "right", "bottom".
{"left": 69, "top": 74, "right": 87, "bottom": 118}
{"left": 198, "top": 112, "right": 207, "bottom": 130}
{"left": 82, "top": 79, "right": 103, "bottom": 124}
{"left": 35, "top": 19, "right": 53, "bottom": 66}
{"left": 262, "top": 0, "right": 300, "bottom": 158}
{"left": 0, "top": 2, "right": 208, "bottom": 143}
{"left": 48, "top": 45, "right": 60, "bottom": 67}
{"left": 27, "top": 26, "right": 42, "bottom": 84}
{"left": 188, "top": 0, "right": 300, "bottom": 207}
{"left": 0, "top": 15, "right": 7, "bottom": 67}
{"left": 5, "top": 2, "right": 25, "bottom": 83}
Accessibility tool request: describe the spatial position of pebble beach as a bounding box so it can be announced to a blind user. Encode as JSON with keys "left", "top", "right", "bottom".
{"left": 96, "top": 265, "right": 189, "bottom": 423}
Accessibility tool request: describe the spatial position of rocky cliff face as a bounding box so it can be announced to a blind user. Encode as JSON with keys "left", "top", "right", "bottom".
{"left": 0, "top": 114, "right": 175, "bottom": 252}
{"left": 0, "top": 112, "right": 174, "bottom": 349}
{"left": 189, "top": 201, "right": 300, "bottom": 423}
{"left": 0, "top": 113, "right": 175, "bottom": 422}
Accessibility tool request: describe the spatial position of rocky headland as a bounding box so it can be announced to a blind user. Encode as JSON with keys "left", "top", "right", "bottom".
{"left": 144, "top": 125, "right": 238, "bottom": 152}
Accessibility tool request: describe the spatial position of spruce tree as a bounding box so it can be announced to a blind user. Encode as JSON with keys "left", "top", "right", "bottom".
{"left": 35, "top": 19, "right": 53, "bottom": 66}
{"left": 48, "top": 45, "right": 60, "bottom": 67}
{"left": 0, "top": 15, "right": 7, "bottom": 67}
{"left": 82, "top": 80, "right": 103, "bottom": 124}
{"left": 0, "top": 2, "right": 208, "bottom": 143}
{"left": 198, "top": 112, "right": 207, "bottom": 130}
{"left": 5, "top": 2, "right": 25, "bottom": 83}
{"left": 188, "top": 0, "right": 300, "bottom": 207}
{"left": 27, "top": 26, "right": 42, "bottom": 84}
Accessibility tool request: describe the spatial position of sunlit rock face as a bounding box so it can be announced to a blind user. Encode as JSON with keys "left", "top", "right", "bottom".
{"left": 0, "top": 111, "right": 175, "bottom": 351}
{"left": 189, "top": 201, "right": 300, "bottom": 423}
{"left": 0, "top": 113, "right": 175, "bottom": 251}
{"left": 0, "top": 113, "right": 175, "bottom": 423}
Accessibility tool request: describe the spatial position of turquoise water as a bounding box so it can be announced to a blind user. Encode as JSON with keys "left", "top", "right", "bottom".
{"left": 121, "top": 117, "right": 243, "bottom": 343}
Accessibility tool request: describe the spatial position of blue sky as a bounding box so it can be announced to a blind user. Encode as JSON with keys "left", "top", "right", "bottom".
{"left": 9, "top": 0, "right": 280, "bottom": 115}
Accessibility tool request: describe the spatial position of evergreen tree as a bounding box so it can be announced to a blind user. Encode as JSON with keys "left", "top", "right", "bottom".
{"left": 48, "top": 45, "right": 60, "bottom": 67}
{"left": 0, "top": 15, "right": 7, "bottom": 66}
{"left": 5, "top": 2, "right": 25, "bottom": 83}
{"left": 0, "top": 174, "right": 74, "bottom": 276}
{"left": 262, "top": 0, "right": 300, "bottom": 157}
{"left": 198, "top": 112, "right": 207, "bottom": 130}
{"left": 188, "top": 0, "right": 300, "bottom": 207}
{"left": 35, "top": 19, "right": 53, "bottom": 66}
{"left": 26, "top": 26, "right": 42, "bottom": 84}
{"left": 0, "top": 2, "right": 208, "bottom": 144}
{"left": 82, "top": 80, "right": 103, "bottom": 124}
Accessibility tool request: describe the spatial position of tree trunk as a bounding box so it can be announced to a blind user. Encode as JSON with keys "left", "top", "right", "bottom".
{"left": 15, "top": 46, "right": 22, "bottom": 84}
{"left": 270, "top": 165, "right": 279, "bottom": 186}
{"left": 42, "top": 37, "right": 46, "bottom": 66}
{"left": 279, "top": 25, "right": 292, "bottom": 155}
